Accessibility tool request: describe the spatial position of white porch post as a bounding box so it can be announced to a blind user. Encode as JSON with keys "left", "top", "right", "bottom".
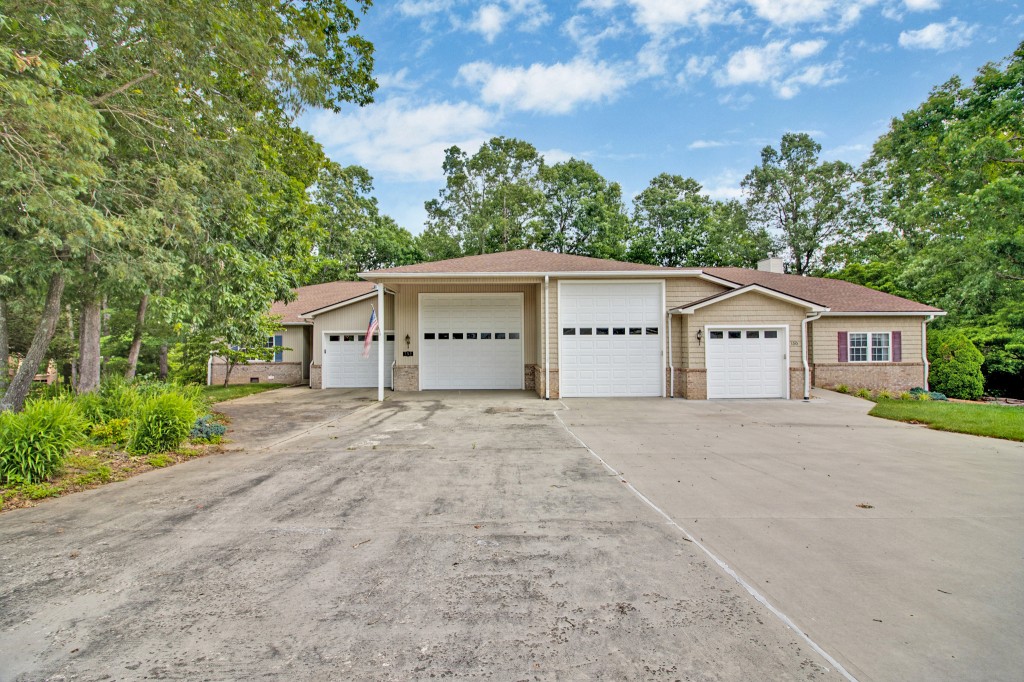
{"left": 377, "top": 284, "right": 384, "bottom": 402}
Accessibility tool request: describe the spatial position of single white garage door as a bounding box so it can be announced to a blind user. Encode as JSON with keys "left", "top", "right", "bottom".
{"left": 705, "top": 328, "right": 787, "bottom": 399}
{"left": 323, "top": 332, "right": 394, "bottom": 388}
{"left": 559, "top": 282, "right": 663, "bottom": 397}
{"left": 420, "top": 294, "right": 523, "bottom": 389}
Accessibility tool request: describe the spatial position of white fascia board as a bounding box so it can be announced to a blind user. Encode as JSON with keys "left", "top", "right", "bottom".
{"left": 358, "top": 270, "right": 703, "bottom": 280}
{"left": 299, "top": 290, "right": 394, "bottom": 319}
{"left": 696, "top": 273, "right": 742, "bottom": 289}
{"left": 281, "top": 322, "right": 312, "bottom": 327}
{"left": 671, "top": 284, "right": 828, "bottom": 314}
{"left": 818, "top": 310, "right": 946, "bottom": 317}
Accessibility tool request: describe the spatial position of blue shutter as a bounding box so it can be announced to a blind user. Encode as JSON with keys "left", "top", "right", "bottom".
{"left": 274, "top": 335, "right": 283, "bottom": 363}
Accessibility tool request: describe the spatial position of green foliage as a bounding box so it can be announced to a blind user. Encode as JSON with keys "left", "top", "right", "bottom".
{"left": 146, "top": 454, "right": 174, "bottom": 468}
{"left": 535, "top": 159, "right": 630, "bottom": 260}
{"left": 854, "top": 388, "right": 873, "bottom": 399}
{"left": 928, "top": 330, "right": 985, "bottom": 400}
{"left": 870, "top": 401, "right": 1024, "bottom": 442}
{"left": 898, "top": 391, "right": 913, "bottom": 401}
{"left": 0, "top": 399, "right": 85, "bottom": 484}
{"left": 20, "top": 482, "right": 63, "bottom": 500}
{"left": 89, "top": 418, "right": 132, "bottom": 446}
{"left": 128, "top": 393, "right": 198, "bottom": 455}
{"left": 876, "top": 389, "right": 894, "bottom": 401}
{"left": 190, "top": 415, "right": 227, "bottom": 442}
{"left": 833, "top": 384, "right": 850, "bottom": 394}
{"left": 200, "top": 382, "right": 287, "bottom": 404}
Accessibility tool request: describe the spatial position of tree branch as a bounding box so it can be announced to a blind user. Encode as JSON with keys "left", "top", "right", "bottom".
{"left": 89, "top": 70, "right": 158, "bottom": 106}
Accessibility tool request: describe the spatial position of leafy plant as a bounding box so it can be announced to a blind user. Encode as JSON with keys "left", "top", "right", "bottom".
{"left": 875, "top": 389, "right": 894, "bottom": 401}
{"left": 898, "top": 391, "right": 913, "bottom": 401}
{"left": 20, "top": 482, "right": 63, "bottom": 500}
{"left": 89, "top": 418, "right": 132, "bottom": 445}
{"left": 128, "top": 393, "right": 198, "bottom": 455}
{"left": 190, "top": 415, "right": 227, "bottom": 443}
{"left": 0, "top": 399, "right": 85, "bottom": 484}
{"left": 928, "top": 330, "right": 986, "bottom": 400}
{"left": 833, "top": 383, "right": 850, "bottom": 394}
{"left": 854, "top": 388, "right": 873, "bottom": 400}
{"left": 146, "top": 454, "right": 174, "bottom": 468}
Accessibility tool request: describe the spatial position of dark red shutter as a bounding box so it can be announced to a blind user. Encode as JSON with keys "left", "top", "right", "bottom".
{"left": 892, "top": 331, "right": 902, "bottom": 362}
{"left": 838, "top": 331, "right": 848, "bottom": 362}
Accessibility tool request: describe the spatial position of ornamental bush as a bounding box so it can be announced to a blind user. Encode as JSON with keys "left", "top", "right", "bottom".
{"left": 0, "top": 399, "right": 86, "bottom": 484}
{"left": 128, "top": 393, "right": 198, "bottom": 455}
{"left": 928, "top": 329, "right": 985, "bottom": 400}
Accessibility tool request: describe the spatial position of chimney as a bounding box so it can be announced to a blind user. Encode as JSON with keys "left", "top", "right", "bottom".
{"left": 757, "top": 257, "right": 785, "bottom": 274}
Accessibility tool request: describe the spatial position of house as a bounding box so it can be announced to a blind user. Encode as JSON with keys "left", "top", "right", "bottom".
{"left": 212, "top": 250, "right": 945, "bottom": 400}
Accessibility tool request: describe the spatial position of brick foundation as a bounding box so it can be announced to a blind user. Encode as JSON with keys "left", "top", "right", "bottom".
{"left": 814, "top": 362, "right": 925, "bottom": 393}
{"left": 524, "top": 365, "right": 536, "bottom": 392}
{"left": 394, "top": 365, "right": 419, "bottom": 391}
{"left": 210, "top": 361, "right": 303, "bottom": 386}
{"left": 682, "top": 369, "right": 707, "bottom": 399}
{"left": 310, "top": 363, "right": 322, "bottom": 389}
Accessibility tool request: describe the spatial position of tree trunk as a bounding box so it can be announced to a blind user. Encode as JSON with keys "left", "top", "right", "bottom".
{"left": 66, "top": 305, "right": 77, "bottom": 390}
{"left": 77, "top": 293, "right": 102, "bottom": 394}
{"left": 124, "top": 294, "right": 149, "bottom": 381}
{"left": 223, "top": 360, "right": 234, "bottom": 387}
{"left": 1, "top": 272, "right": 66, "bottom": 413}
{"left": 158, "top": 343, "right": 169, "bottom": 380}
{"left": 0, "top": 295, "right": 9, "bottom": 394}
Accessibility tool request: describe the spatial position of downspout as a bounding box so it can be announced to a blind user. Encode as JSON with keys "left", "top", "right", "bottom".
{"left": 544, "top": 275, "right": 550, "bottom": 400}
{"left": 802, "top": 312, "right": 823, "bottom": 401}
{"left": 922, "top": 314, "right": 935, "bottom": 390}
{"left": 667, "top": 312, "right": 674, "bottom": 398}
{"left": 206, "top": 353, "right": 213, "bottom": 387}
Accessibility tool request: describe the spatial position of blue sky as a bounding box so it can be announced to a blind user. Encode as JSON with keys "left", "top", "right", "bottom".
{"left": 299, "top": 0, "right": 1023, "bottom": 234}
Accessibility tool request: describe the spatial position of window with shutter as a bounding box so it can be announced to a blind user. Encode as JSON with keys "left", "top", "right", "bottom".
{"left": 838, "top": 331, "right": 848, "bottom": 362}
{"left": 892, "top": 331, "right": 902, "bottom": 362}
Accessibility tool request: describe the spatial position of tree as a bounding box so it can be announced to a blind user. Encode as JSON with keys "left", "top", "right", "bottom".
{"left": 928, "top": 329, "right": 985, "bottom": 400}
{"left": 534, "top": 159, "right": 629, "bottom": 260}
{"left": 421, "top": 137, "right": 544, "bottom": 260}
{"left": 628, "top": 174, "right": 714, "bottom": 267}
{"left": 209, "top": 315, "right": 289, "bottom": 387}
{"left": 742, "top": 133, "right": 856, "bottom": 275}
{"left": 306, "top": 163, "right": 420, "bottom": 282}
{"left": 1, "top": 0, "right": 377, "bottom": 411}
{"left": 702, "top": 200, "right": 774, "bottom": 268}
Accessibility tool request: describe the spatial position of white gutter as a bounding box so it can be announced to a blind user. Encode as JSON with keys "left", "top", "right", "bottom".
{"left": 206, "top": 354, "right": 213, "bottom": 387}
{"left": 802, "top": 312, "right": 824, "bottom": 401}
{"left": 377, "top": 284, "right": 384, "bottom": 402}
{"left": 922, "top": 314, "right": 936, "bottom": 390}
{"left": 544, "top": 275, "right": 550, "bottom": 400}
{"left": 667, "top": 312, "right": 674, "bottom": 398}
{"left": 817, "top": 311, "right": 946, "bottom": 317}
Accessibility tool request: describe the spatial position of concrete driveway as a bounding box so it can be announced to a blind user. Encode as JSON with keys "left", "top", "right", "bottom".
{"left": 0, "top": 388, "right": 840, "bottom": 681}
{"left": 561, "top": 391, "right": 1024, "bottom": 682}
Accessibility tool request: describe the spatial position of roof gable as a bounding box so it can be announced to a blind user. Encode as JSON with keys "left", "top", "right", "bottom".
{"left": 672, "top": 284, "right": 829, "bottom": 314}
{"left": 270, "top": 281, "right": 376, "bottom": 324}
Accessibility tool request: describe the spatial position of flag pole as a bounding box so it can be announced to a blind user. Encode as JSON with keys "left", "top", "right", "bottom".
{"left": 377, "top": 284, "right": 384, "bottom": 402}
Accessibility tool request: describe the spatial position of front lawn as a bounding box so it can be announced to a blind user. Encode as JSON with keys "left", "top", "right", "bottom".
{"left": 869, "top": 400, "right": 1024, "bottom": 442}
{"left": 201, "top": 383, "right": 287, "bottom": 405}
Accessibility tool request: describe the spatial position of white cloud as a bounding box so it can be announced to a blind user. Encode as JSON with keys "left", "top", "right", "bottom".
{"left": 563, "top": 14, "right": 626, "bottom": 56}
{"left": 470, "top": 4, "right": 507, "bottom": 42}
{"left": 509, "top": 0, "right": 552, "bottom": 31}
{"left": 396, "top": 0, "right": 453, "bottom": 17}
{"left": 540, "top": 148, "right": 576, "bottom": 164}
{"left": 745, "top": 0, "right": 833, "bottom": 25}
{"left": 304, "top": 97, "right": 497, "bottom": 182}
{"left": 626, "top": 0, "right": 731, "bottom": 34}
{"left": 458, "top": 58, "right": 628, "bottom": 114}
{"left": 716, "top": 39, "right": 840, "bottom": 98}
{"left": 898, "top": 17, "right": 976, "bottom": 51}
{"left": 376, "top": 68, "right": 419, "bottom": 91}
{"left": 688, "top": 139, "right": 730, "bottom": 149}
{"left": 904, "top": 0, "right": 940, "bottom": 11}
{"left": 701, "top": 169, "right": 745, "bottom": 200}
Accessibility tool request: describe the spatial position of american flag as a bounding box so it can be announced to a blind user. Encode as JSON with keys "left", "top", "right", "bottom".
{"left": 362, "top": 305, "right": 379, "bottom": 359}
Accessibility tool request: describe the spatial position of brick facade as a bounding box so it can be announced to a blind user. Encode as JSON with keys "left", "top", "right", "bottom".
{"left": 533, "top": 367, "right": 559, "bottom": 399}
{"left": 814, "top": 362, "right": 926, "bottom": 393}
{"left": 310, "top": 363, "right": 322, "bottom": 389}
{"left": 210, "top": 361, "right": 303, "bottom": 386}
{"left": 394, "top": 365, "right": 419, "bottom": 391}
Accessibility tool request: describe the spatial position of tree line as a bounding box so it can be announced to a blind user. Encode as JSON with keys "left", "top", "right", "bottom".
{"left": 1, "top": 0, "right": 1019, "bottom": 408}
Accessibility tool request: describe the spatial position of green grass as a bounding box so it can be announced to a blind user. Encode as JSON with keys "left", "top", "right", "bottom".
{"left": 200, "top": 383, "right": 287, "bottom": 404}
{"left": 869, "top": 400, "right": 1024, "bottom": 442}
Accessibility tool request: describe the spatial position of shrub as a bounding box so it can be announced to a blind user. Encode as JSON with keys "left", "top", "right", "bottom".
{"left": 928, "top": 329, "right": 985, "bottom": 400}
{"left": 20, "top": 482, "right": 63, "bottom": 499}
{"left": 128, "top": 393, "right": 198, "bottom": 455}
{"left": 898, "top": 391, "right": 913, "bottom": 401}
{"left": 854, "top": 388, "right": 873, "bottom": 400}
{"left": 0, "top": 399, "right": 85, "bottom": 485}
{"left": 89, "top": 418, "right": 132, "bottom": 445}
{"left": 99, "top": 379, "right": 141, "bottom": 421}
{"left": 190, "top": 415, "right": 227, "bottom": 443}
{"left": 147, "top": 453, "right": 174, "bottom": 468}
{"left": 876, "top": 389, "right": 894, "bottom": 401}
{"left": 834, "top": 384, "right": 850, "bottom": 394}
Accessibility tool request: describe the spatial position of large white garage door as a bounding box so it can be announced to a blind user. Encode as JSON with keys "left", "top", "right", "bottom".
{"left": 420, "top": 294, "right": 523, "bottom": 390}
{"left": 323, "top": 332, "right": 394, "bottom": 388}
{"left": 559, "top": 282, "right": 663, "bottom": 397}
{"left": 706, "top": 328, "right": 787, "bottom": 399}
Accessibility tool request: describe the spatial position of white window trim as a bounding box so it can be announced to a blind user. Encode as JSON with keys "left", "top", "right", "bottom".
{"left": 848, "top": 331, "right": 891, "bottom": 363}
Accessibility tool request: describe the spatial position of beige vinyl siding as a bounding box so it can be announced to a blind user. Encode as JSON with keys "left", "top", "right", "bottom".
{"left": 380, "top": 283, "right": 540, "bottom": 366}
{"left": 811, "top": 316, "right": 924, "bottom": 364}
{"left": 547, "top": 279, "right": 559, "bottom": 369}
{"left": 666, "top": 277, "right": 729, "bottom": 367}
{"left": 311, "top": 295, "right": 396, "bottom": 359}
{"left": 685, "top": 292, "right": 807, "bottom": 369}
{"left": 277, "top": 326, "right": 306, "bottom": 364}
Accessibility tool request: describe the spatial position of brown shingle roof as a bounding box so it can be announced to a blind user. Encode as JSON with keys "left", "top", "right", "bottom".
{"left": 703, "top": 268, "right": 943, "bottom": 314}
{"left": 270, "top": 281, "right": 376, "bottom": 324}
{"left": 364, "top": 249, "right": 680, "bottom": 274}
